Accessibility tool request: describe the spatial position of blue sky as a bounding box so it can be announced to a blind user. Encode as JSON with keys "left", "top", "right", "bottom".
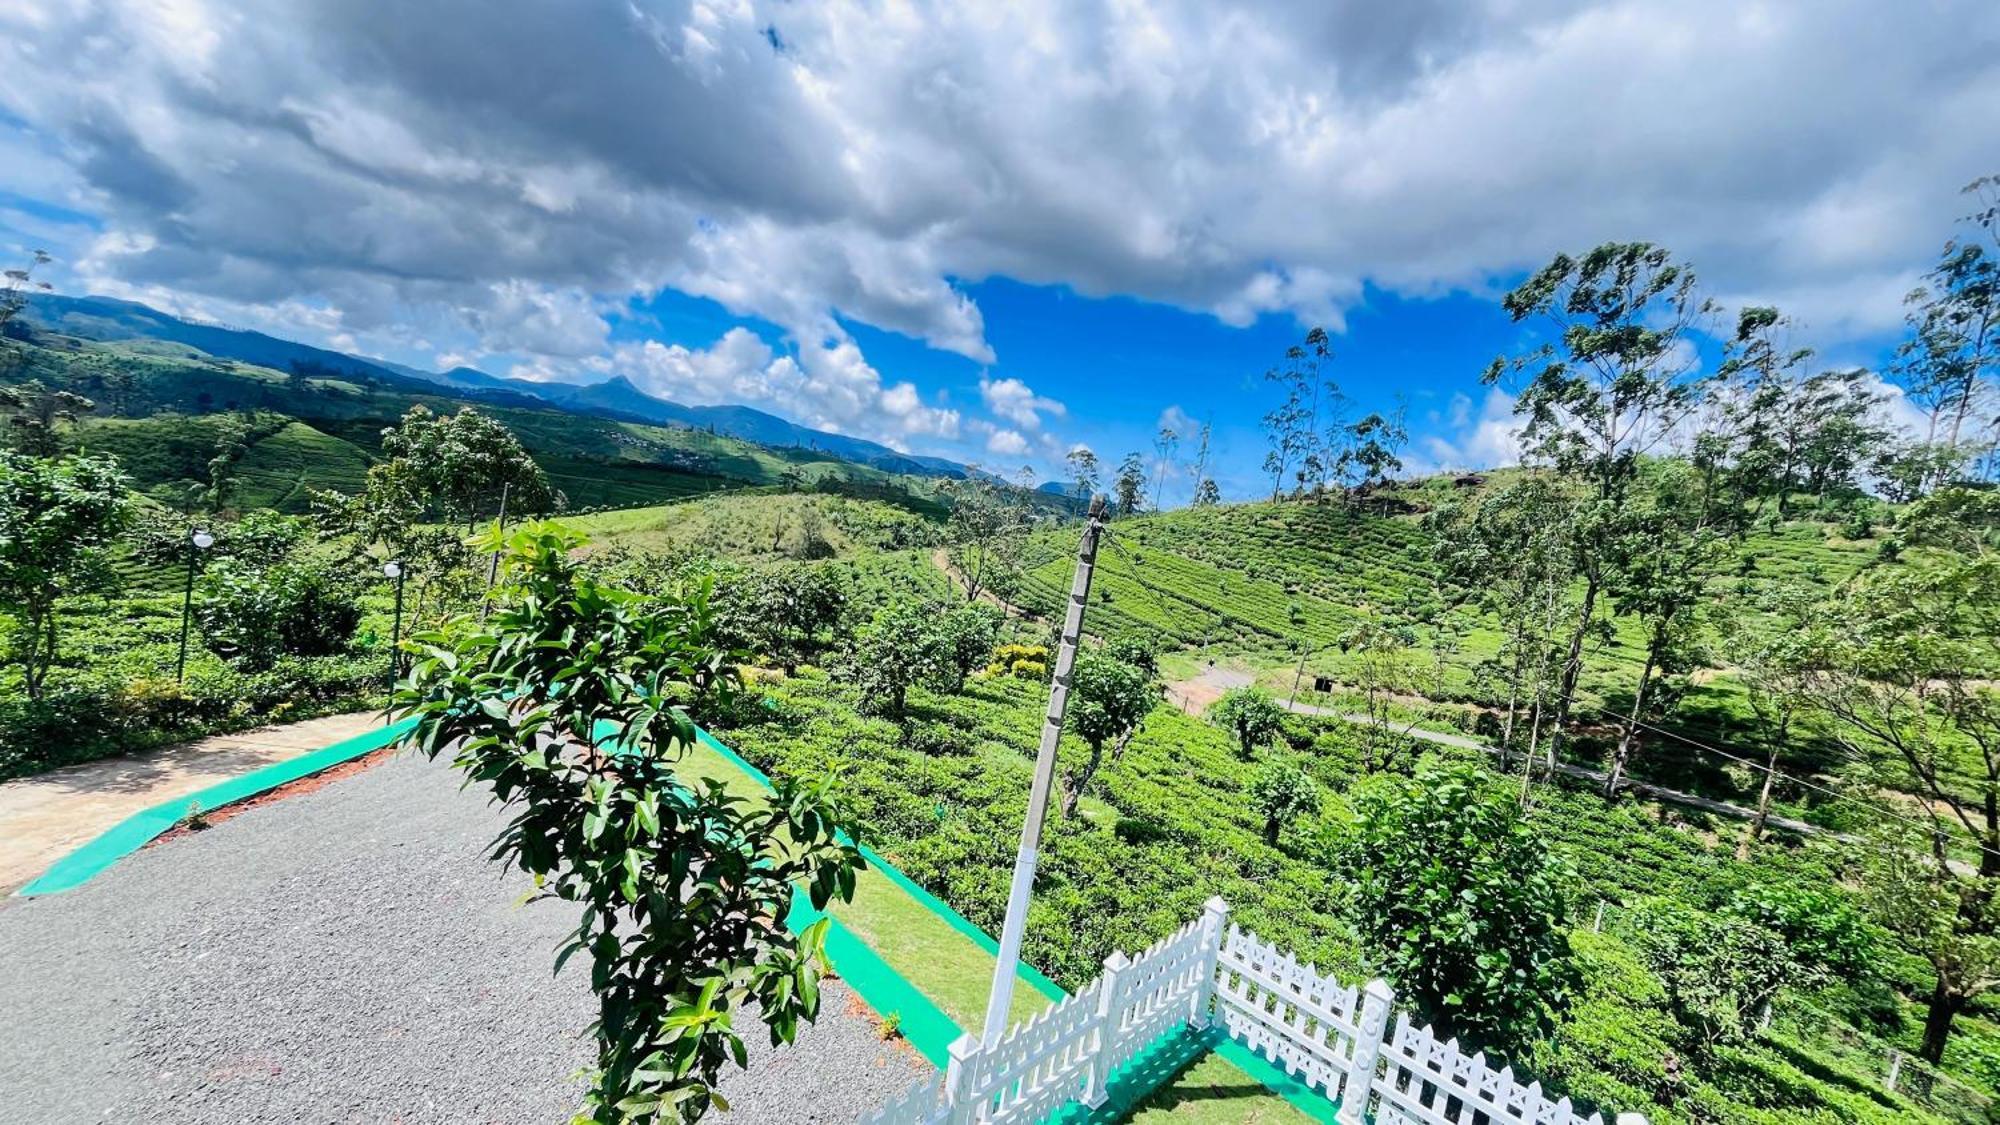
{"left": 0, "top": 1, "right": 1985, "bottom": 499}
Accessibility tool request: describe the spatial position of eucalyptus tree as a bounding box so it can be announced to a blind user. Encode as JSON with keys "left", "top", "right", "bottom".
{"left": 396, "top": 522, "right": 866, "bottom": 1121}
{"left": 1484, "top": 243, "right": 1715, "bottom": 765}
{"left": 1185, "top": 419, "right": 1215, "bottom": 506}
{"left": 1601, "top": 461, "right": 1735, "bottom": 796}
{"left": 1262, "top": 327, "right": 1338, "bottom": 501}
{"left": 1064, "top": 446, "right": 1101, "bottom": 503}
{"left": 1150, "top": 424, "right": 1179, "bottom": 509}
{"left": 1794, "top": 488, "right": 2000, "bottom": 1061}
{"left": 1113, "top": 452, "right": 1146, "bottom": 516}
{"left": 1341, "top": 615, "right": 1415, "bottom": 774}
{"left": 1428, "top": 475, "right": 1581, "bottom": 785}
{"left": 942, "top": 471, "right": 1025, "bottom": 603}
{"left": 0, "top": 379, "right": 94, "bottom": 456}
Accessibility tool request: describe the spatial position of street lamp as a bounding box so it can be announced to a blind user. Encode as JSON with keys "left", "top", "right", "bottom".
{"left": 175, "top": 529, "right": 215, "bottom": 682}
{"left": 383, "top": 560, "right": 406, "bottom": 694}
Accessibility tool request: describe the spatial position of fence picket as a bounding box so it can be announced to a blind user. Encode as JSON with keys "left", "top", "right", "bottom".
{"left": 859, "top": 902, "right": 1645, "bottom": 1125}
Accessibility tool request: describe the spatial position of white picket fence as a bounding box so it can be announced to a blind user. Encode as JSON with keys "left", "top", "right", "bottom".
{"left": 861, "top": 898, "right": 1646, "bottom": 1125}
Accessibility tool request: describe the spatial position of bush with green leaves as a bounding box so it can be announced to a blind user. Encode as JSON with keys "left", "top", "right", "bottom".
{"left": 937, "top": 601, "right": 1004, "bottom": 692}
{"left": 1059, "top": 648, "right": 1158, "bottom": 816}
{"left": 1210, "top": 685, "right": 1286, "bottom": 758}
{"left": 1249, "top": 761, "right": 1320, "bottom": 844}
{"left": 1333, "top": 755, "right": 1574, "bottom": 1047}
{"left": 396, "top": 522, "right": 866, "bottom": 1123}
{"left": 195, "top": 556, "right": 362, "bottom": 671}
{"left": 849, "top": 599, "right": 951, "bottom": 722}
{"left": 0, "top": 451, "right": 130, "bottom": 699}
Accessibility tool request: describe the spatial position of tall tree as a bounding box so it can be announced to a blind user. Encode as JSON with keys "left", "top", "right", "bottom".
{"left": 1429, "top": 474, "right": 1581, "bottom": 789}
{"left": 378, "top": 405, "right": 562, "bottom": 529}
{"left": 1601, "top": 461, "right": 1733, "bottom": 796}
{"left": 1112, "top": 452, "right": 1146, "bottom": 517}
{"left": 0, "top": 379, "right": 94, "bottom": 456}
{"left": 0, "top": 452, "right": 130, "bottom": 699}
{"left": 1186, "top": 419, "right": 1215, "bottom": 507}
{"left": 1485, "top": 243, "right": 1714, "bottom": 770}
{"left": 942, "top": 471, "right": 1025, "bottom": 604}
{"left": 1064, "top": 447, "right": 1101, "bottom": 503}
{"left": 1795, "top": 488, "right": 2000, "bottom": 1061}
{"left": 1150, "top": 424, "right": 1180, "bottom": 510}
{"left": 1261, "top": 328, "right": 1338, "bottom": 501}
{"left": 1333, "top": 408, "right": 1408, "bottom": 502}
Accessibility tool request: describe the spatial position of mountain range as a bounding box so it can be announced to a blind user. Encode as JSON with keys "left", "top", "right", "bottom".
{"left": 21, "top": 292, "right": 970, "bottom": 480}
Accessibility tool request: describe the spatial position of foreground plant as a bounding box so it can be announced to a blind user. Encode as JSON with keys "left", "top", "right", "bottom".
{"left": 396, "top": 522, "right": 866, "bottom": 1122}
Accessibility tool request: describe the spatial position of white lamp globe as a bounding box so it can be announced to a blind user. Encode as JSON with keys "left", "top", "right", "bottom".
{"left": 191, "top": 530, "right": 215, "bottom": 550}
{"left": 383, "top": 560, "right": 403, "bottom": 579}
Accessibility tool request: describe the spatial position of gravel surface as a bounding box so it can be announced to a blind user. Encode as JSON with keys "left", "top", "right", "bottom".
{"left": 0, "top": 749, "right": 929, "bottom": 1123}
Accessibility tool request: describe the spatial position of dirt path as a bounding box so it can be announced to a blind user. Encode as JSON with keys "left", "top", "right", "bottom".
{"left": 0, "top": 710, "right": 382, "bottom": 894}
{"left": 1163, "top": 664, "right": 1255, "bottom": 715}
{"left": 929, "top": 547, "right": 1042, "bottom": 622}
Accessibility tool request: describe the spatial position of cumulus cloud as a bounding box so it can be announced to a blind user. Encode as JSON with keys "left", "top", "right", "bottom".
{"left": 985, "top": 427, "right": 1030, "bottom": 456}
{"left": 1418, "top": 387, "right": 1526, "bottom": 472}
{"left": 1, "top": 0, "right": 1995, "bottom": 454}
{"left": 617, "top": 326, "right": 958, "bottom": 445}
{"left": 979, "top": 376, "right": 1065, "bottom": 432}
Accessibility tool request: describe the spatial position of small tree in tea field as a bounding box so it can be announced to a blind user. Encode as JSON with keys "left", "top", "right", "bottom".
{"left": 937, "top": 601, "right": 1003, "bottom": 693}
{"left": 0, "top": 452, "right": 130, "bottom": 699}
{"left": 850, "top": 599, "right": 950, "bottom": 723}
{"left": 395, "top": 522, "right": 866, "bottom": 1122}
{"left": 1334, "top": 756, "right": 1573, "bottom": 1047}
{"left": 1250, "top": 761, "right": 1320, "bottom": 844}
{"left": 1059, "top": 649, "right": 1157, "bottom": 817}
{"left": 1210, "top": 686, "right": 1285, "bottom": 759}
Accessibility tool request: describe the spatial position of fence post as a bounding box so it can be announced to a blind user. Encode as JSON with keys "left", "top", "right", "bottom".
{"left": 1083, "top": 951, "right": 1131, "bottom": 1108}
{"left": 1189, "top": 896, "right": 1231, "bottom": 1030}
{"left": 943, "top": 1032, "right": 981, "bottom": 1124}
{"left": 1885, "top": 1048, "right": 1903, "bottom": 1092}
{"left": 1615, "top": 1115, "right": 1650, "bottom": 1125}
{"left": 1336, "top": 979, "right": 1394, "bottom": 1125}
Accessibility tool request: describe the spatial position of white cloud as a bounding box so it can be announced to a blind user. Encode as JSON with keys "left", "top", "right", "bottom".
{"left": 617, "top": 326, "right": 958, "bottom": 446}
{"left": 979, "top": 376, "right": 1065, "bottom": 432}
{"left": 1, "top": 0, "right": 1995, "bottom": 458}
{"left": 1418, "top": 387, "right": 1525, "bottom": 472}
{"left": 985, "top": 427, "right": 1030, "bottom": 456}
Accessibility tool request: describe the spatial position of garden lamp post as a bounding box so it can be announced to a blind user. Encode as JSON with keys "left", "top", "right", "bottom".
{"left": 175, "top": 528, "right": 215, "bottom": 682}
{"left": 383, "top": 559, "right": 406, "bottom": 693}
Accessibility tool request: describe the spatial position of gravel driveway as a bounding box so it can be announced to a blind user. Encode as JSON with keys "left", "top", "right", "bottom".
{"left": 0, "top": 749, "right": 928, "bottom": 1123}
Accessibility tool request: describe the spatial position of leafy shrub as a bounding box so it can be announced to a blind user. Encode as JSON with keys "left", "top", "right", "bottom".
{"left": 988, "top": 642, "right": 1049, "bottom": 680}
{"left": 1333, "top": 755, "right": 1575, "bottom": 1048}
{"left": 195, "top": 557, "right": 362, "bottom": 670}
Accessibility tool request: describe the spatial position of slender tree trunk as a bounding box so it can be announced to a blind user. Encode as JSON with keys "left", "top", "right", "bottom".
{"left": 1550, "top": 570, "right": 1600, "bottom": 765}
{"left": 1605, "top": 641, "right": 1659, "bottom": 798}
{"left": 1060, "top": 741, "right": 1105, "bottom": 818}
{"left": 1920, "top": 977, "right": 1964, "bottom": 1065}
{"left": 1521, "top": 695, "right": 1545, "bottom": 804}
{"left": 1263, "top": 815, "right": 1280, "bottom": 844}
{"left": 1738, "top": 736, "right": 1783, "bottom": 861}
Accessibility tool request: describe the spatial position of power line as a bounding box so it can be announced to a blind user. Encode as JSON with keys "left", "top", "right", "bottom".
{"left": 1545, "top": 682, "right": 2000, "bottom": 865}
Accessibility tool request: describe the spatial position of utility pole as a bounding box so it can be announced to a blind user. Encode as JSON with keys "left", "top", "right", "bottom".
{"left": 980, "top": 494, "right": 1106, "bottom": 1047}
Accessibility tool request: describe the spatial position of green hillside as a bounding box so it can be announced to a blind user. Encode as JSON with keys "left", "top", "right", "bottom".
{"left": 5, "top": 330, "right": 961, "bottom": 514}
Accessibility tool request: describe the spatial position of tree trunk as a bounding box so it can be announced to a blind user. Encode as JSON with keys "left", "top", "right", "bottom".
{"left": 1263, "top": 815, "right": 1280, "bottom": 844}
{"left": 1521, "top": 695, "right": 1545, "bottom": 804}
{"left": 1605, "top": 642, "right": 1659, "bottom": 798}
{"left": 1738, "top": 737, "right": 1782, "bottom": 861}
{"left": 1550, "top": 571, "right": 1601, "bottom": 764}
{"left": 1060, "top": 741, "right": 1105, "bottom": 818}
{"left": 1920, "top": 977, "right": 1964, "bottom": 1065}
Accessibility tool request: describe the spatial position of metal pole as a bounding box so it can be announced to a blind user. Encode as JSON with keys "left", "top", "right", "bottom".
{"left": 175, "top": 537, "right": 198, "bottom": 682}
{"left": 980, "top": 495, "right": 1106, "bottom": 1046}
{"left": 387, "top": 567, "right": 406, "bottom": 693}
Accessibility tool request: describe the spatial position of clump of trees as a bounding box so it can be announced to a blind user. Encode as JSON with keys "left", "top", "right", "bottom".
{"left": 397, "top": 521, "right": 866, "bottom": 1122}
